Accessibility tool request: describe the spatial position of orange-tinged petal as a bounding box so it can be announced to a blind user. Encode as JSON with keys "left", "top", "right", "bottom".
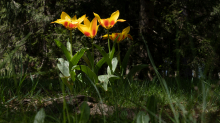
{"left": 103, "top": 19, "right": 110, "bottom": 28}
{"left": 127, "top": 34, "right": 133, "bottom": 40}
{"left": 84, "top": 32, "right": 91, "bottom": 37}
{"left": 90, "top": 17, "right": 98, "bottom": 36}
{"left": 117, "top": 19, "right": 126, "bottom": 22}
{"left": 102, "top": 34, "right": 108, "bottom": 38}
{"left": 122, "top": 26, "right": 130, "bottom": 35}
{"left": 78, "top": 24, "right": 90, "bottom": 34}
{"left": 61, "top": 12, "right": 71, "bottom": 20}
{"left": 112, "top": 33, "right": 121, "bottom": 42}
{"left": 84, "top": 18, "right": 90, "bottom": 27}
{"left": 93, "top": 12, "right": 101, "bottom": 22}
{"left": 77, "top": 14, "right": 86, "bottom": 24}
{"left": 94, "top": 25, "right": 100, "bottom": 38}
{"left": 51, "top": 19, "right": 67, "bottom": 24}
{"left": 72, "top": 15, "right": 77, "bottom": 21}
{"left": 110, "top": 10, "right": 119, "bottom": 22}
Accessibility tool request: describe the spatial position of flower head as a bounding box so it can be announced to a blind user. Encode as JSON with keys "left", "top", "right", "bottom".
{"left": 103, "top": 26, "right": 133, "bottom": 43}
{"left": 51, "top": 12, "right": 86, "bottom": 30}
{"left": 78, "top": 17, "right": 99, "bottom": 39}
{"left": 94, "top": 10, "right": 126, "bottom": 29}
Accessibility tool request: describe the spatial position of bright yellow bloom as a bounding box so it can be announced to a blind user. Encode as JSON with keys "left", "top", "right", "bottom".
{"left": 94, "top": 10, "right": 126, "bottom": 29}
{"left": 78, "top": 17, "right": 99, "bottom": 39}
{"left": 51, "top": 12, "right": 86, "bottom": 30}
{"left": 103, "top": 26, "right": 133, "bottom": 43}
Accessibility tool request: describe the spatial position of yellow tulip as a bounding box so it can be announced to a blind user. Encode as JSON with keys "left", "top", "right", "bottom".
{"left": 103, "top": 26, "right": 133, "bottom": 43}
{"left": 51, "top": 12, "right": 86, "bottom": 30}
{"left": 94, "top": 10, "right": 126, "bottom": 29}
{"left": 78, "top": 17, "right": 99, "bottom": 39}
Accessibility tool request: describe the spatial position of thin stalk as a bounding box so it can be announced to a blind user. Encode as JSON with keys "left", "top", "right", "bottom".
{"left": 107, "top": 29, "right": 110, "bottom": 53}
{"left": 91, "top": 38, "right": 94, "bottom": 67}
{"left": 117, "top": 43, "right": 121, "bottom": 70}
{"left": 69, "top": 30, "right": 73, "bottom": 56}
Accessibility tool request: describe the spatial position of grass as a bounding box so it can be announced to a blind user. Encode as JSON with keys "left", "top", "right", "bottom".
{"left": 1, "top": 36, "right": 220, "bottom": 123}
{"left": 1, "top": 74, "right": 220, "bottom": 123}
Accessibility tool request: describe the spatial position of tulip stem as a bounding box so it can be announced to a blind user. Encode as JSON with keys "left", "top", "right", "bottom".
{"left": 92, "top": 38, "right": 94, "bottom": 60}
{"left": 70, "top": 30, "right": 73, "bottom": 56}
{"left": 107, "top": 29, "right": 110, "bottom": 53}
{"left": 118, "top": 43, "right": 121, "bottom": 70}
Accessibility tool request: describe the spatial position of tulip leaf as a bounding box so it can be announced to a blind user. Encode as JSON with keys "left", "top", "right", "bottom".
{"left": 82, "top": 54, "right": 92, "bottom": 69}
{"left": 34, "top": 108, "right": 45, "bottom": 123}
{"left": 60, "top": 76, "right": 73, "bottom": 92}
{"left": 136, "top": 111, "right": 150, "bottom": 123}
{"left": 80, "top": 102, "right": 90, "bottom": 123}
{"left": 107, "top": 57, "right": 118, "bottom": 75}
{"left": 57, "top": 58, "right": 70, "bottom": 77}
{"left": 122, "top": 46, "right": 133, "bottom": 75}
{"left": 86, "top": 50, "right": 94, "bottom": 71}
{"left": 95, "top": 57, "right": 105, "bottom": 74}
{"left": 109, "top": 41, "right": 116, "bottom": 60}
{"left": 70, "top": 69, "right": 76, "bottom": 82}
{"left": 54, "top": 39, "right": 72, "bottom": 61}
{"left": 66, "top": 40, "right": 71, "bottom": 53}
{"left": 98, "top": 74, "right": 119, "bottom": 91}
{"left": 93, "top": 44, "right": 112, "bottom": 70}
{"left": 73, "top": 65, "right": 98, "bottom": 84}
{"left": 127, "top": 64, "right": 148, "bottom": 82}
{"left": 70, "top": 47, "right": 87, "bottom": 67}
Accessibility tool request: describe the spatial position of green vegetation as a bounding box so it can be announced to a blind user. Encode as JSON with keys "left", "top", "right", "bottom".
{"left": 1, "top": 0, "right": 220, "bottom": 122}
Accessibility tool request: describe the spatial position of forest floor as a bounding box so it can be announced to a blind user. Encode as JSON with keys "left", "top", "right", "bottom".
{"left": 1, "top": 77, "right": 220, "bottom": 123}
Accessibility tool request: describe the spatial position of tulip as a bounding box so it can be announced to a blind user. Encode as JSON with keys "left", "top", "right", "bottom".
{"left": 78, "top": 17, "right": 99, "bottom": 39}
{"left": 103, "top": 26, "right": 133, "bottom": 43}
{"left": 93, "top": 10, "right": 126, "bottom": 29}
{"left": 51, "top": 12, "right": 86, "bottom": 30}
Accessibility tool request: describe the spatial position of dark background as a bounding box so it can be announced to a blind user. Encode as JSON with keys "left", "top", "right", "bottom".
{"left": 1, "top": 0, "right": 220, "bottom": 80}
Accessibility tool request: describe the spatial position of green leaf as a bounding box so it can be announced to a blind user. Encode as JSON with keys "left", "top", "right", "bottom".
{"left": 109, "top": 41, "right": 116, "bottom": 60}
{"left": 86, "top": 50, "right": 94, "bottom": 70}
{"left": 60, "top": 76, "right": 73, "bottom": 92}
{"left": 80, "top": 102, "right": 90, "bottom": 123}
{"left": 54, "top": 39, "right": 72, "bottom": 61}
{"left": 136, "top": 111, "right": 150, "bottom": 123}
{"left": 66, "top": 40, "right": 71, "bottom": 53}
{"left": 122, "top": 46, "right": 133, "bottom": 75}
{"left": 70, "top": 47, "right": 87, "bottom": 66}
{"left": 57, "top": 58, "right": 70, "bottom": 77}
{"left": 70, "top": 69, "right": 76, "bottom": 82}
{"left": 107, "top": 57, "right": 118, "bottom": 75}
{"left": 73, "top": 65, "right": 98, "bottom": 84}
{"left": 34, "top": 108, "right": 46, "bottom": 123}
{"left": 98, "top": 75, "right": 119, "bottom": 91}
{"left": 94, "top": 44, "right": 112, "bottom": 70}
{"left": 127, "top": 64, "right": 148, "bottom": 82}
{"left": 95, "top": 57, "right": 105, "bottom": 74}
{"left": 82, "top": 54, "right": 92, "bottom": 69}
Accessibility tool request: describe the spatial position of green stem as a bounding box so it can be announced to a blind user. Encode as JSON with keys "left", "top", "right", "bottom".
{"left": 92, "top": 38, "right": 94, "bottom": 60}
{"left": 69, "top": 30, "right": 73, "bottom": 56}
{"left": 118, "top": 43, "right": 121, "bottom": 70}
{"left": 107, "top": 29, "right": 110, "bottom": 53}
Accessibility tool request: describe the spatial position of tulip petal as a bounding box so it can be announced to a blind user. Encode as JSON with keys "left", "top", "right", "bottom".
{"left": 127, "top": 34, "right": 133, "bottom": 40}
{"left": 110, "top": 10, "right": 119, "bottom": 22}
{"left": 103, "top": 19, "right": 110, "bottom": 28}
{"left": 90, "top": 17, "right": 98, "bottom": 36}
{"left": 84, "top": 18, "right": 90, "bottom": 28}
{"left": 78, "top": 14, "right": 86, "bottom": 24}
{"left": 61, "top": 12, "right": 71, "bottom": 20}
{"left": 93, "top": 12, "right": 101, "bottom": 22}
{"left": 78, "top": 24, "right": 90, "bottom": 36}
{"left": 117, "top": 19, "right": 126, "bottom": 22}
{"left": 122, "top": 26, "right": 130, "bottom": 35}
{"left": 72, "top": 15, "right": 77, "bottom": 21}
